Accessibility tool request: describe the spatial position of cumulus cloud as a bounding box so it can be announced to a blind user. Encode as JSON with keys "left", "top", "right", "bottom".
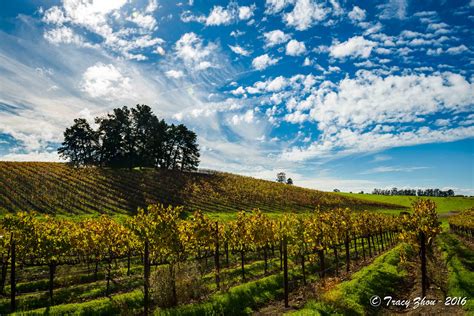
{"left": 182, "top": 3, "right": 256, "bottom": 26}
{"left": 252, "top": 54, "right": 280, "bottom": 70}
{"left": 44, "top": 26, "right": 86, "bottom": 46}
{"left": 264, "top": 0, "right": 292, "bottom": 14}
{"left": 229, "top": 44, "right": 251, "bottom": 56}
{"left": 165, "top": 69, "right": 184, "bottom": 79}
{"left": 263, "top": 30, "right": 291, "bottom": 47}
{"left": 446, "top": 45, "right": 469, "bottom": 55}
{"left": 329, "top": 36, "right": 376, "bottom": 58}
{"left": 206, "top": 6, "right": 233, "bottom": 25}
{"left": 378, "top": 0, "right": 408, "bottom": 20}
{"left": 284, "top": 0, "right": 329, "bottom": 30}
{"left": 41, "top": 0, "right": 164, "bottom": 60}
{"left": 174, "top": 32, "right": 217, "bottom": 70}
{"left": 280, "top": 71, "right": 474, "bottom": 161}
{"left": 348, "top": 6, "right": 366, "bottom": 22}
{"left": 80, "top": 63, "right": 132, "bottom": 100}
{"left": 286, "top": 39, "right": 306, "bottom": 56}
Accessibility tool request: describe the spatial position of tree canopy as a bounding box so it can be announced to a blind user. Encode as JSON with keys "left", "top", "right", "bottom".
{"left": 58, "top": 105, "right": 200, "bottom": 170}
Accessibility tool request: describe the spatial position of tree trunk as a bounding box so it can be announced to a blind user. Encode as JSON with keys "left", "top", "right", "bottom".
{"left": 334, "top": 247, "right": 339, "bottom": 276}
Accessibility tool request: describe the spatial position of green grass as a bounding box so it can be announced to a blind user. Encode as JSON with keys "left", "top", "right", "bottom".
{"left": 338, "top": 193, "right": 474, "bottom": 214}
{"left": 289, "top": 244, "right": 409, "bottom": 316}
{"left": 156, "top": 271, "right": 288, "bottom": 316}
{"left": 13, "top": 290, "right": 143, "bottom": 316}
{"left": 437, "top": 232, "right": 474, "bottom": 312}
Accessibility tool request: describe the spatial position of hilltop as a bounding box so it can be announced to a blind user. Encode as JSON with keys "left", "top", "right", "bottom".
{"left": 0, "top": 162, "right": 402, "bottom": 219}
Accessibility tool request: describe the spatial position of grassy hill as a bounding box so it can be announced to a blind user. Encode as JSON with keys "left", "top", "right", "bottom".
{"left": 338, "top": 192, "right": 474, "bottom": 215}
{"left": 0, "top": 162, "right": 402, "bottom": 219}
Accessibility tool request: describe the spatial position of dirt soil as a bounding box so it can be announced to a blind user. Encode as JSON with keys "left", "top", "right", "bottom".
{"left": 253, "top": 248, "right": 392, "bottom": 315}
{"left": 381, "top": 236, "right": 467, "bottom": 315}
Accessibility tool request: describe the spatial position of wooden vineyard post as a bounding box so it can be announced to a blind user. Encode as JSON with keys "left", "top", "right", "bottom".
{"left": 333, "top": 246, "right": 339, "bottom": 276}
{"left": 353, "top": 233, "right": 358, "bottom": 260}
{"left": 420, "top": 232, "right": 427, "bottom": 297}
{"left": 345, "top": 234, "right": 350, "bottom": 273}
{"left": 318, "top": 249, "right": 325, "bottom": 278}
{"left": 367, "top": 235, "right": 372, "bottom": 257}
{"left": 214, "top": 221, "right": 220, "bottom": 290}
{"left": 279, "top": 222, "right": 283, "bottom": 271}
{"left": 10, "top": 235, "right": 15, "bottom": 313}
{"left": 283, "top": 235, "right": 289, "bottom": 308}
{"left": 361, "top": 236, "right": 366, "bottom": 260}
{"left": 144, "top": 239, "right": 150, "bottom": 315}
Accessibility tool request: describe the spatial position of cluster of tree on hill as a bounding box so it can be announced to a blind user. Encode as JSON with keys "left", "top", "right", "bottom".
{"left": 58, "top": 104, "right": 200, "bottom": 170}
{"left": 276, "top": 172, "right": 293, "bottom": 185}
{"left": 371, "top": 188, "right": 455, "bottom": 197}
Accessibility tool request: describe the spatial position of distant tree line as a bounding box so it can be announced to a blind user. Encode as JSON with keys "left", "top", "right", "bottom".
{"left": 58, "top": 104, "right": 200, "bottom": 170}
{"left": 372, "top": 188, "right": 455, "bottom": 197}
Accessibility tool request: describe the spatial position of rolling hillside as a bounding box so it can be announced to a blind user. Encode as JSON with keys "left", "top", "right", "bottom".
{"left": 0, "top": 162, "right": 402, "bottom": 218}
{"left": 338, "top": 192, "right": 474, "bottom": 214}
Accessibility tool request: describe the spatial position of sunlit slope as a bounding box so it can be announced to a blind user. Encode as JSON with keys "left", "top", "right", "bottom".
{"left": 338, "top": 192, "right": 474, "bottom": 214}
{"left": 0, "top": 162, "right": 403, "bottom": 217}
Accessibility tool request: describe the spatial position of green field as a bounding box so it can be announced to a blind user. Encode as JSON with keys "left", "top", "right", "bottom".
{"left": 338, "top": 192, "right": 474, "bottom": 214}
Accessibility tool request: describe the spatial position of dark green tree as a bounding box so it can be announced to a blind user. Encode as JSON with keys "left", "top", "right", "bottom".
{"left": 96, "top": 107, "right": 134, "bottom": 168}
{"left": 58, "top": 118, "right": 98, "bottom": 166}
{"left": 59, "top": 105, "right": 200, "bottom": 170}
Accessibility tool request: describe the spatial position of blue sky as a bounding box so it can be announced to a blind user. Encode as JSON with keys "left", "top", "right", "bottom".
{"left": 0, "top": 0, "right": 473, "bottom": 194}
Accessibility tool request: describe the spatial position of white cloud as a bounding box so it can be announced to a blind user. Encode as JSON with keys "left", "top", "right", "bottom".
{"left": 360, "top": 166, "right": 429, "bottom": 174}
{"left": 145, "top": 0, "right": 158, "bottom": 13}
{"left": 264, "top": 0, "right": 292, "bottom": 14}
{"left": 206, "top": 6, "right": 233, "bottom": 25}
{"left": 174, "top": 32, "right": 217, "bottom": 71}
{"left": 41, "top": 0, "right": 164, "bottom": 60}
{"left": 127, "top": 11, "right": 157, "bottom": 30}
{"left": 44, "top": 26, "right": 86, "bottom": 46}
{"left": 252, "top": 54, "right": 280, "bottom": 70}
{"left": 230, "top": 109, "right": 255, "bottom": 125}
{"left": 165, "top": 69, "right": 184, "bottom": 79}
{"left": 155, "top": 46, "right": 165, "bottom": 55}
{"left": 280, "top": 71, "right": 474, "bottom": 161}
{"left": 263, "top": 30, "right": 291, "bottom": 47}
{"left": 284, "top": 0, "right": 329, "bottom": 30}
{"left": 378, "top": 0, "right": 408, "bottom": 20}
{"left": 0, "top": 151, "right": 61, "bottom": 162}
{"left": 348, "top": 6, "right": 366, "bottom": 22}
{"left": 43, "top": 6, "right": 68, "bottom": 25}
{"left": 80, "top": 63, "right": 131, "bottom": 100}
{"left": 286, "top": 39, "right": 306, "bottom": 56}
{"left": 446, "top": 45, "right": 469, "bottom": 55}
{"left": 329, "top": 36, "right": 376, "bottom": 58}
{"left": 229, "top": 44, "right": 251, "bottom": 56}
{"left": 238, "top": 5, "right": 254, "bottom": 20}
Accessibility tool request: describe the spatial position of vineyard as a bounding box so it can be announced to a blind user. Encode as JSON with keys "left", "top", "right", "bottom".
{"left": 0, "top": 162, "right": 401, "bottom": 217}
{"left": 0, "top": 162, "right": 472, "bottom": 315}
{"left": 0, "top": 205, "right": 403, "bottom": 315}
